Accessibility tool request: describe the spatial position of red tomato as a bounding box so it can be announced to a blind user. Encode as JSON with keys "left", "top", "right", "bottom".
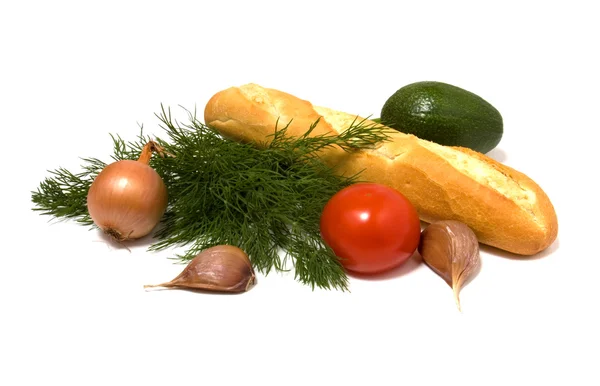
{"left": 320, "top": 183, "right": 421, "bottom": 275}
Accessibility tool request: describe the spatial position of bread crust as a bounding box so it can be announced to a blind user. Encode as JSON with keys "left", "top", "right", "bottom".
{"left": 204, "top": 83, "right": 558, "bottom": 255}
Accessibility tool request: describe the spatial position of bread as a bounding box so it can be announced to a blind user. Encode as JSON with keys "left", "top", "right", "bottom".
{"left": 204, "top": 83, "right": 558, "bottom": 256}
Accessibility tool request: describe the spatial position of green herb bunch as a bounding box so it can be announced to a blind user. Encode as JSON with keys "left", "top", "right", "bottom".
{"left": 32, "top": 106, "right": 391, "bottom": 291}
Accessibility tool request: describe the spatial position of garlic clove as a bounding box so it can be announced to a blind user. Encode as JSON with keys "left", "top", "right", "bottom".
{"left": 418, "top": 220, "right": 481, "bottom": 311}
{"left": 144, "top": 245, "right": 256, "bottom": 293}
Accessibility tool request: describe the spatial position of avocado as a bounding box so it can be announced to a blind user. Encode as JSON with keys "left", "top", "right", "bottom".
{"left": 380, "top": 81, "right": 503, "bottom": 153}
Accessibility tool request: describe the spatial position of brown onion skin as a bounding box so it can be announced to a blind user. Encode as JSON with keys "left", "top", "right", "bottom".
{"left": 87, "top": 160, "right": 168, "bottom": 240}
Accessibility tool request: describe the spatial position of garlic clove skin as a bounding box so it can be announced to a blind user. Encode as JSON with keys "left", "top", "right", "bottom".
{"left": 418, "top": 225, "right": 453, "bottom": 284}
{"left": 145, "top": 245, "right": 256, "bottom": 293}
{"left": 418, "top": 220, "right": 481, "bottom": 311}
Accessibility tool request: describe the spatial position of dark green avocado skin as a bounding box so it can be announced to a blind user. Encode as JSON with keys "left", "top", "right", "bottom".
{"left": 380, "top": 81, "right": 503, "bottom": 154}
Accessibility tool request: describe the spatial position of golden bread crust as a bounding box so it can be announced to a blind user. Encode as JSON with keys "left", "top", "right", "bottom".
{"left": 204, "top": 83, "right": 558, "bottom": 255}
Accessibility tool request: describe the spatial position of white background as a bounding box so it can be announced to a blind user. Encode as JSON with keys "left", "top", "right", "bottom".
{"left": 2, "top": 1, "right": 598, "bottom": 385}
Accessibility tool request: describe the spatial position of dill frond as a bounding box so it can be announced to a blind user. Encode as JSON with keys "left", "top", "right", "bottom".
{"left": 31, "top": 105, "right": 391, "bottom": 291}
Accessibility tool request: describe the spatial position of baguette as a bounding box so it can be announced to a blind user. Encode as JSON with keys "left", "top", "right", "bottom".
{"left": 204, "top": 83, "right": 558, "bottom": 256}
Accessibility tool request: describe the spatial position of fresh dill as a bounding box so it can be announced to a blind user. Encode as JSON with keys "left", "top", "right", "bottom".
{"left": 31, "top": 106, "right": 391, "bottom": 291}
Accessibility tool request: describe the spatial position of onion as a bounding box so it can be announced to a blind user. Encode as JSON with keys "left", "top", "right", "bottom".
{"left": 87, "top": 141, "right": 168, "bottom": 241}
